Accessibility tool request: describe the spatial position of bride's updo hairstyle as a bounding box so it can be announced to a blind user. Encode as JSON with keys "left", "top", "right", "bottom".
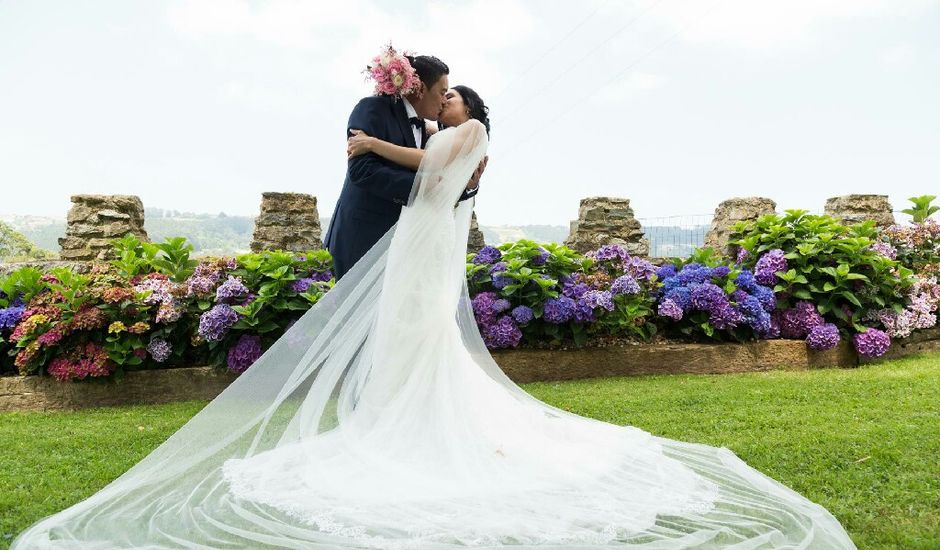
{"left": 453, "top": 85, "right": 491, "bottom": 137}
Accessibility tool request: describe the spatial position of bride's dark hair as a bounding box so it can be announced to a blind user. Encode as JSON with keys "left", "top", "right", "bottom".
{"left": 452, "top": 85, "right": 491, "bottom": 137}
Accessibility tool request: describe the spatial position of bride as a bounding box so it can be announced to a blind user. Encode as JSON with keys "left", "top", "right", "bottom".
{"left": 14, "top": 85, "right": 856, "bottom": 549}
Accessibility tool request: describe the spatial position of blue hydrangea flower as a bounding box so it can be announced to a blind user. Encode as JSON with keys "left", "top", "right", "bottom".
{"left": 493, "top": 298, "right": 511, "bottom": 313}
{"left": 735, "top": 268, "right": 757, "bottom": 292}
{"left": 664, "top": 287, "right": 692, "bottom": 311}
{"left": 543, "top": 296, "right": 576, "bottom": 324}
{"left": 711, "top": 266, "right": 731, "bottom": 278}
{"left": 511, "top": 305, "right": 534, "bottom": 325}
{"left": 690, "top": 282, "right": 726, "bottom": 310}
{"left": 656, "top": 264, "right": 678, "bottom": 282}
{"left": 0, "top": 305, "right": 26, "bottom": 330}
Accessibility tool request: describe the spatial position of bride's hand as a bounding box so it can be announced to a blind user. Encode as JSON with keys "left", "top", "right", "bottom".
{"left": 347, "top": 129, "right": 375, "bottom": 158}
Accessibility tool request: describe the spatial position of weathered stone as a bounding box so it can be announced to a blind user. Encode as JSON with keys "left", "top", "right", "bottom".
{"left": 251, "top": 192, "right": 322, "bottom": 252}
{"left": 468, "top": 211, "right": 485, "bottom": 253}
{"left": 564, "top": 197, "right": 649, "bottom": 256}
{"left": 59, "top": 195, "right": 148, "bottom": 260}
{"left": 824, "top": 194, "right": 895, "bottom": 228}
{"left": 704, "top": 197, "right": 777, "bottom": 258}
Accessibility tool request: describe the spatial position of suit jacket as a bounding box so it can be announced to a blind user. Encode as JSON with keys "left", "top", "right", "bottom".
{"left": 325, "top": 95, "right": 478, "bottom": 279}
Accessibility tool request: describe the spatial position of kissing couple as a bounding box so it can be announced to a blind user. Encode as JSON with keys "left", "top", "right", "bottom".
{"left": 325, "top": 48, "right": 490, "bottom": 279}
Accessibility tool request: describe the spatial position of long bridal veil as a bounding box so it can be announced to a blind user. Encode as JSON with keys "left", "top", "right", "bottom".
{"left": 14, "top": 120, "right": 855, "bottom": 549}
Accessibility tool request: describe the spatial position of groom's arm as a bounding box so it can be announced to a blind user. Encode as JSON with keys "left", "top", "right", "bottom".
{"left": 458, "top": 156, "right": 488, "bottom": 202}
{"left": 346, "top": 98, "right": 415, "bottom": 206}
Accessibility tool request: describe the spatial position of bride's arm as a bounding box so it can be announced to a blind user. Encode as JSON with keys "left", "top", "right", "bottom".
{"left": 347, "top": 130, "right": 424, "bottom": 171}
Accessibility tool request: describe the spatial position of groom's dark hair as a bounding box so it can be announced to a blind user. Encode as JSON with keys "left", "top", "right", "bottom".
{"left": 405, "top": 55, "right": 449, "bottom": 88}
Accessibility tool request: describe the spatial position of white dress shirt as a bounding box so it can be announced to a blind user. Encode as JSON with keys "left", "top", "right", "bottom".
{"left": 401, "top": 97, "right": 423, "bottom": 149}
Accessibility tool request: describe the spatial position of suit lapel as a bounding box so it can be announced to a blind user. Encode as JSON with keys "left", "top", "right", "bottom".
{"left": 392, "top": 98, "right": 417, "bottom": 149}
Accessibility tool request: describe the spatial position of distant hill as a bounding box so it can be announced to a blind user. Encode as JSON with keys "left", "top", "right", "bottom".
{"left": 2, "top": 210, "right": 707, "bottom": 258}
{"left": 0, "top": 220, "right": 57, "bottom": 261}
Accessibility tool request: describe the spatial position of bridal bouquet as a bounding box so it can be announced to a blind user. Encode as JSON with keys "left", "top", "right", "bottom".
{"left": 364, "top": 43, "right": 420, "bottom": 97}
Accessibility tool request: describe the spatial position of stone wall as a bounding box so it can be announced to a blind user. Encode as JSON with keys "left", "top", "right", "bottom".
{"left": 250, "top": 192, "right": 322, "bottom": 252}
{"left": 564, "top": 197, "right": 649, "bottom": 256}
{"left": 58, "top": 195, "right": 148, "bottom": 260}
{"left": 703, "top": 197, "right": 777, "bottom": 258}
{"left": 468, "top": 211, "right": 485, "bottom": 253}
{"left": 824, "top": 194, "right": 895, "bottom": 228}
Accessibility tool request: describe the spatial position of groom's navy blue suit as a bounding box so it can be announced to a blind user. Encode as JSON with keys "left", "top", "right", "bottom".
{"left": 325, "top": 95, "right": 478, "bottom": 279}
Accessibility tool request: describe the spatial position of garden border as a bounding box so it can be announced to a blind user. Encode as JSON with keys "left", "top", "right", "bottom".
{"left": 3, "top": 328, "right": 938, "bottom": 412}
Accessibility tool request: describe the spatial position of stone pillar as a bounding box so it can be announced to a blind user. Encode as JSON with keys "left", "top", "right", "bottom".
{"left": 824, "top": 194, "right": 895, "bottom": 228}
{"left": 58, "top": 195, "right": 148, "bottom": 260}
{"left": 250, "top": 192, "right": 322, "bottom": 252}
{"left": 564, "top": 197, "right": 649, "bottom": 256}
{"left": 704, "top": 197, "right": 777, "bottom": 258}
{"left": 467, "top": 211, "right": 485, "bottom": 253}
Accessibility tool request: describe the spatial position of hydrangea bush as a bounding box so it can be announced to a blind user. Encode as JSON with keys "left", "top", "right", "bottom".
{"left": 0, "top": 235, "right": 333, "bottom": 379}
{"left": 467, "top": 241, "right": 658, "bottom": 348}
{"left": 731, "top": 210, "right": 917, "bottom": 357}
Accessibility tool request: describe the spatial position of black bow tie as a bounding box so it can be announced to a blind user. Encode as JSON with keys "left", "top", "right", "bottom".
{"left": 409, "top": 117, "right": 424, "bottom": 129}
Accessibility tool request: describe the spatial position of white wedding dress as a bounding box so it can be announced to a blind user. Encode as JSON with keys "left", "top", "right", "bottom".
{"left": 14, "top": 120, "right": 856, "bottom": 549}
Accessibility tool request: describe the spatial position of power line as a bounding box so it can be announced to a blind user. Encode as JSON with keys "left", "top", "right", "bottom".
{"left": 488, "top": 0, "right": 610, "bottom": 103}
{"left": 495, "top": 0, "right": 667, "bottom": 127}
{"left": 498, "top": 0, "right": 724, "bottom": 159}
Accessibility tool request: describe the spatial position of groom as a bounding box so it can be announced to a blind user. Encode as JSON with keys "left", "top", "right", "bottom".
{"left": 324, "top": 55, "right": 482, "bottom": 280}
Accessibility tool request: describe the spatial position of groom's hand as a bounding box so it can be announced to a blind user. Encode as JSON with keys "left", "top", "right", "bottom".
{"left": 466, "top": 156, "right": 489, "bottom": 191}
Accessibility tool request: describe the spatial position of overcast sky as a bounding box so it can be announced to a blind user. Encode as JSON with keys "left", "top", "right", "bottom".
{"left": 1, "top": 0, "right": 938, "bottom": 226}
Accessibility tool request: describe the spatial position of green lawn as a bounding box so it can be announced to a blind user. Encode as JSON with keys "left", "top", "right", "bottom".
{"left": 2, "top": 354, "right": 939, "bottom": 549}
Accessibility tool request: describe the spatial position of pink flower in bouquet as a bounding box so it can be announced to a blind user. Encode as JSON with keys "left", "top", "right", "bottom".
{"left": 364, "top": 43, "right": 420, "bottom": 97}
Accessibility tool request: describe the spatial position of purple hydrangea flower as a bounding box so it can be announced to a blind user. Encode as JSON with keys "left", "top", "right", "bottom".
{"left": 489, "top": 262, "right": 513, "bottom": 289}
{"left": 493, "top": 298, "right": 511, "bottom": 313}
{"left": 198, "top": 304, "right": 239, "bottom": 342}
{"left": 563, "top": 281, "right": 590, "bottom": 300}
{"left": 0, "top": 305, "right": 26, "bottom": 330}
{"left": 215, "top": 276, "right": 249, "bottom": 303}
{"left": 711, "top": 266, "right": 731, "bottom": 278}
{"left": 626, "top": 257, "right": 657, "bottom": 283}
{"left": 227, "top": 333, "right": 263, "bottom": 373}
{"left": 658, "top": 299, "right": 683, "bottom": 321}
{"left": 483, "top": 315, "right": 522, "bottom": 349}
{"left": 755, "top": 249, "right": 787, "bottom": 286}
{"left": 471, "top": 292, "right": 499, "bottom": 325}
{"left": 582, "top": 290, "right": 615, "bottom": 312}
{"left": 311, "top": 270, "right": 334, "bottom": 282}
{"left": 690, "top": 283, "right": 726, "bottom": 310}
{"left": 853, "top": 328, "right": 891, "bottom": 358}
{"left": 291, "top": 278, "right": 316, "bottom": 293}
{"left": 543, "top": 296, "right": 576, "bottom": 324}
{"left": 870, "top": 241, "right": 897, "bottom": 260}
{"left": 573, "top": 299, "right": 596, "bottom": 323}
{"left": 146, "top": 338, "right": 173, "bottom": 363}
{"left": 708, "top": 300, "right": 743, "bottom": 330}
{"left": 611, "top": 275, "right": 641, "bottom": 296}
{"left": 511, "top": 305, "right": 534, "bottom": 325}
{"left": 735, "top": 248, "right": 750, "bottom": 264}
{"left": 472, "top": 246, "right": 502, "bottom": 265}
{"left": 531, "top": 248, "right": 550, "bottom": 266}
{"left": 592, "top": 244, "right": 629, "bottom": 263}
{"left": 678, "top": 264, "right": 713, "bottom": 285}
{"left": 806, "top": 323, "right": 841, "bottom": 351}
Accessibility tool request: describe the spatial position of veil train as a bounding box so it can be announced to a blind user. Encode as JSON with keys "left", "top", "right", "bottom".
{"left": 13, "top": 120, "right": 856, "bottom": 549}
